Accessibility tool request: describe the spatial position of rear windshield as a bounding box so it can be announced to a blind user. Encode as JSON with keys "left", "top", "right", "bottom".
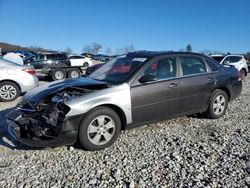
{"left": 0, "top": 58, "right": 22, "bottom": 67}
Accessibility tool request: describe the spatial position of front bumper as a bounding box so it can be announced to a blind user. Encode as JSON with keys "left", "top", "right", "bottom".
{"left": 7, "top": 109, "right": 82, "bottom": 148}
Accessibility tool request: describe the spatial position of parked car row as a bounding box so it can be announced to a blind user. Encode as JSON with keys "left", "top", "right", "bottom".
{"left": 6, "top": 51, "right": 243, "bottom": 151}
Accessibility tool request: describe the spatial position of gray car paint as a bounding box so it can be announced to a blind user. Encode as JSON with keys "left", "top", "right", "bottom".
{"left": 65, "top": 83, "right": 132, "bottom": 124}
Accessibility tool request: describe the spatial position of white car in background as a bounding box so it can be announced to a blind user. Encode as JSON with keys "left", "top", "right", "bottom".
{"left": 211, "top": 54, "right": 248, "bottom": 79}
{"left": 0, "top": 58, "right": 38, "bottom": 101}
{"left": 68, "top": 55, "right": 93, "bottom": 67}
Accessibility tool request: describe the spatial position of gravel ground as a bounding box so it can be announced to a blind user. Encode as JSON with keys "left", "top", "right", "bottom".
{"left": 0, "top": 77, "right": 249, "bottom": 188}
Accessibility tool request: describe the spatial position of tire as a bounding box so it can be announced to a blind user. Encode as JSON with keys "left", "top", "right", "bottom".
{"left": 240, "top": 69, "right": 246, "bottom": 80}
{"left": 51, "top": 69, "right": 66, "bottom": 81}
{"left": 0, "top": 81, "right": 20, "bottom": 102}
{"left": 205, "top": 89, "right": 228, "bottom": 119}
{"left": 68, "top": 68, "right": 81, "bottom": 78}
{"left": 83, "top": 62, "right": 89, "bottom": 67}
{"left": 78, "top": 107, "right": 121, "bottom": 151}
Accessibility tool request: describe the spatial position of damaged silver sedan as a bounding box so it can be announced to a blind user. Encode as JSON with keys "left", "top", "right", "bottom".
{"left": 7, "top": 51, "right": 242, "bottom": 150}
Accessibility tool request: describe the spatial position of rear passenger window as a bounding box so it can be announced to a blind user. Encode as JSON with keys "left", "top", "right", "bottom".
{"left": 205, "top": 59, "right": 219, "bottom": 72}
{"left": 179, "top": 56, "right": 207, "bottom": 76}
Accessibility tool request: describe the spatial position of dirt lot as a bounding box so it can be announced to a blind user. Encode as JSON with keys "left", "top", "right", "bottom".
{"left": 0, "top": 77, "right": 249, "bottom": 187}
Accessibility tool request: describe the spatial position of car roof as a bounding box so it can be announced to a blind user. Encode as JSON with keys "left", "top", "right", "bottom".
{"left": 126, "top": 51, "right": 209, "bottom": 59}
{"left": 37, "top": 52, "right": 66, "bottom": 55}
{"left": 224, "top": 54, "right": 243, "bottom": 57}
{"left": 210, "top": 54, "right": 224, "bottom": 57}
{"left": 68, "top": 54, "right": 84, "bottom": 57}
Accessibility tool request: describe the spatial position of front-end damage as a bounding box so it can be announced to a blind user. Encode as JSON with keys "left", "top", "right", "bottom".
{"left": 7, "top": 83, "right": 109, "bottom": 147}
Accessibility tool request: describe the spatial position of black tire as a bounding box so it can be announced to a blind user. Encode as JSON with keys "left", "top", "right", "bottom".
{"left": 83, "top": 62, "right": 89, "bottom": 67}
{"left": 78, "top": 107, "right": 121, "bottom": 151}
{"left": 205, "top": 89, "right": 228, "bottom": 119}
{"left": 0, "top": 81, "right": 20, "bottom": 102}
{"left": 67, "top": 68, "right": 81, "bottom": 78}
{"left": 51, "top": 69, "right": 66, "bottom": 81}
{"left": 240, "top": 69, "right": 246, "bottom": 80}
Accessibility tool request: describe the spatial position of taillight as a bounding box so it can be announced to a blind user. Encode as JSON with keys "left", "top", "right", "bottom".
{"left": 237, "top": 70, "right": 242, "bottom": 81}
{"left": 23, "top": 68, "right": 35, "bottom": 75}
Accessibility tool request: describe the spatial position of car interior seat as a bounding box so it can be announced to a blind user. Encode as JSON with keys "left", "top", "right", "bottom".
{"left": 156, "top": 60, "right": 172, "bottom": 80}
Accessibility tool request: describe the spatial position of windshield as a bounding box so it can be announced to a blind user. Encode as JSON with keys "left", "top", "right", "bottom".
{"left": 89, "top": 56, "right": 148, "bottom": 84}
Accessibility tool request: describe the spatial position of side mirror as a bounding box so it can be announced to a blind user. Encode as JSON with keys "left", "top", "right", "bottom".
{"left": 223, "top": 61, "right": 230, "bottom": 65}
{"left": 138, "top": 74, "right": 156, "bottom": 83}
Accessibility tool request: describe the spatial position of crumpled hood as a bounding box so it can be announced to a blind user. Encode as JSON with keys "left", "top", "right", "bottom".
{"left": 20, "top": 78, "right": 109, "bottom": 103}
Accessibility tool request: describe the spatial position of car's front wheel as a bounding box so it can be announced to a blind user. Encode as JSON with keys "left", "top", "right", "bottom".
{"left": 78, "top": 107, "right": 121, "bottom": 150}
{"left": 206, "top": 89, "right": 228, "bottom": 119}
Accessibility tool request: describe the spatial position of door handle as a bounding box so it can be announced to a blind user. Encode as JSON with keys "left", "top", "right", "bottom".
{"left": 169, "top": 83, "right": 178, "bottom": 89}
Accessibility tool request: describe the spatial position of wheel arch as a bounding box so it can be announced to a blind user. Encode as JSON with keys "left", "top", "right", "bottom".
{"left": 94, "top": 104, "right": 127, "bottom": 130}
{"left": 240, "top": 67, "right": 247, "bottom": 76}
{"left": 215, "top": 87, "right": 231, "bottom": 101}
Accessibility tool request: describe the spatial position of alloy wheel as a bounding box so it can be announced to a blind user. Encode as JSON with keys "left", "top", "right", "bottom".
{"left": 213, "top": 95, "right": 226, "bottom": 115}
{"left": 0, "top": 85, "right": 17, "bottom": 100}
{"left": 87, "top": 115, "right": 115, "bottom": 146}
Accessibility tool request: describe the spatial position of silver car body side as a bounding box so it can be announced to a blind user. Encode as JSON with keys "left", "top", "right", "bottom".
{"left": 65, "top": 83, "right": 132, "bottom": 124}
{"left": 0, "top": 59, "right": 39, "bottom": 92}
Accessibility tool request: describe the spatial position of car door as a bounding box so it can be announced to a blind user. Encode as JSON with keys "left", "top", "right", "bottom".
{"left": 130, "top": 56, "right": 181, "bottom": 126}
{"left": 178, "top": 55, "right": 215, "bottom": 113}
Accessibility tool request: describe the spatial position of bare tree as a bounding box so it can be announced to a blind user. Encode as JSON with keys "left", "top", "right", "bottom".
{"left": 82, "top": 43, "right": 103, "bottom": 54}
{"left": 82, "top": 45, "right": 92, "bottom": 54}
{"left": 92, "top": 42, "right": 102, "bottom": 54}
{"left": 105, "top": 47, "right": 113, "bottom": 55}
{"left": 64, "top": 46, "right": 73, "bottom": 54}
{"left": 116, "top": 45, "right": 135, "bottom": 55}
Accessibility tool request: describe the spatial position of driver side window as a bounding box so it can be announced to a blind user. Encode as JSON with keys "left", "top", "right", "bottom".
{"left": 143, "top": 57, "right": 177, "bottom": 80}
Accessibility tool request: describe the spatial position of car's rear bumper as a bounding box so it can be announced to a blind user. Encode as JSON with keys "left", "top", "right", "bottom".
{"left": 230, "top": 81, "right": 242, "bottom": 101}
{"left": 20, "top": 75, "right": 39, "bottom": 92}
{"left": 7, "top": 109, "right": 82, "bottom": 148}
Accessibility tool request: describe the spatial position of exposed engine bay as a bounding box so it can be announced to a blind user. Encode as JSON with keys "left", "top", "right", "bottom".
{"left": 13, "top": 86, "right": 104, "bottom": 141}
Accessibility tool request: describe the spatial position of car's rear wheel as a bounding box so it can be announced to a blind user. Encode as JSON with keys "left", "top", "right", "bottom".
{"left": 240, "top": 69, "right": 246, "bottom": 80}
{"left": 78, "top": 107, "right": 121, "bottom": 151}
{"left": 68, "top": 68, "right": 81, "bottom": 78}
{"left": 83, "top": 62, "right": 89, "bottom": 67}
{"left": 0, "top": 81, "right": 20, "bottom": 102}
{"left": 51, "top": 69, "right": 66, "bottom": 81}
{"left": 206, "top": 89, "right": 228, "bottom": 119}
